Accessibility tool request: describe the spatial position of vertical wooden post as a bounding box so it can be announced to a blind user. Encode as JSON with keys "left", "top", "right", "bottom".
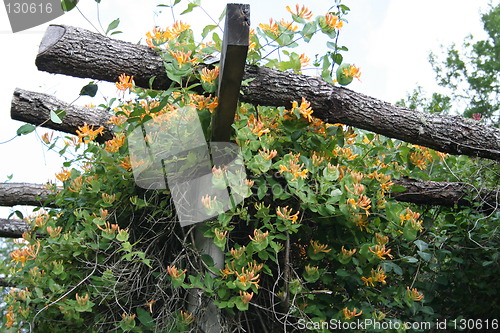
{"left": 188, "top": 4, "right": 250, "bottom": 332}
{"left": 210, "top": 3, "right": 250, "bottom": 142}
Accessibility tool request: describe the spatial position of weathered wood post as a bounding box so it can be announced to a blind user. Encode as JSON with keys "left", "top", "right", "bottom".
{"left": 188, "top": 4, "right": 250, "bottom": 332}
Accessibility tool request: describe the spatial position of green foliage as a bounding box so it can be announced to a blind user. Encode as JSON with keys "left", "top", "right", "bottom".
{"left": 2, "top": 0, "right": 498, "bottom": 332}
{"left": 428, "top": 3, "right": 500, "bottom": 126}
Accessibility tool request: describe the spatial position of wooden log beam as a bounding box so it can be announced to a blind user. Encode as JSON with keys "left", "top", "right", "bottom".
{"left": 0, "top": 218, "right": 29, "bottom": 238}
{"left": 0, "top": 182, "right": 56, "bottom": 207}
{"left": 34, "top": 24, "right": 500, "bottom": 160}
{"left": 392, "top": 177, "right": 499, "bottom": 213}
{"left": 11, "top": 88, "right": 113, "bottom": 143}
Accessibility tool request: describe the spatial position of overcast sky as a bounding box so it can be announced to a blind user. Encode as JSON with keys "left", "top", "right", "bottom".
{"left": 0, "top": 0, "right": 493, "bottom": 218}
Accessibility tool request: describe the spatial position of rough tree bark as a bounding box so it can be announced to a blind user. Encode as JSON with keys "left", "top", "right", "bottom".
{"left": 34, "top": 24, "right": 500, "bottom": 160}
{"left": 0, "top": 182, "right": 55, "bottom": 207}
{"left": 392, "top": 178, "right": 499, "bottom": 213}
{"left": 0, "top": 218, "right": 29, "bottom": 238}
{"left": 11, "top": 88, "right": 113, "bottom": 143}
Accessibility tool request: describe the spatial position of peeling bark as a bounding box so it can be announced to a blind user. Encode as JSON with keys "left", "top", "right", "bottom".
{"left": 34, "top": 24, "right": 500, "bottom": 160}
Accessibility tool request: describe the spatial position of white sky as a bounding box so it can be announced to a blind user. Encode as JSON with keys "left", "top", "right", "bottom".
{"left": 0, "top": 0, "right": 492, "bottom": 218}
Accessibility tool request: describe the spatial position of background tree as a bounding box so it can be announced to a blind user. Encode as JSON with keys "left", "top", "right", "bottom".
{"left": 426, "top": 2, "right": 499, "bottom": 126}
{"left": 397, "top": 2, "right": 500, "bottom": 323}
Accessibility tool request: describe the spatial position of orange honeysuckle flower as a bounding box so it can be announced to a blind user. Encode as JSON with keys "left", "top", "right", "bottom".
{"left": 371, "top": 267, "right": 387, "bottom": 284}
{"left": 144, "top": 299, "right": 156, "bottom": 313}
{"left": 214, "top": 228, "right": 228, "bottom": 241}
{"left": 76, "top": 124, "right": 105, "bottom": 144}
{"left": 170, "top": 50, "right": 197, "bottom": 68}
{"left": 259, "top": 18, "right": 280, "bottom": 35}
{"left": 76, "top": 293, "right": 90, "bottom": 307}
{"left": 248, "top": 114, "right": 270, "bottom": 136}
{"left": 291, "top": 97, "right": 314, "bottom": 122}
{"left": 41, "top": 131, "right": 53, "bottom": 144}
{"left": 55, "top": 168, "right": 72, "bottom": 182}
{"left": 352, "top": 213, "right": 370, "bottom": 232}
{"left": 230, "top": 246, "right": 246, "bottom": 260}
{"left": 375, "top": 233, "right": 389, "bottom": 245}
{"left": 235, "top": 268, "right": 260, "bottom": 288}
{"left": 278, "top": 19, "right": 299, "bottom": 32}
{"left": 361, "top": 276, "right": 374, "bottom": 287}
{"left": 10, "top": 241, "right": 40, "bottom": 266}
{"left": 46, "top": 226, "right": 62, "bottom": 238}
{"left": 286, "top": 4, "right": 313, "bottom": 20}
{"left": 369, "top": 244, "right": 393, "bottom": 260}
{"left": 97, "top": 221, "right": 120, "bottom": 234}
{"left": 343, "top": 307, "right": 362, "bottom": 319}
{"left": 201, "top": 194, "right": 217, "bottom": 210}
{"left": 119, "top": 156, "right": 132, "bottom": 171}
{"left": 167, "top": 265, "right": 187, "bottom": 279}
{"left": 240, "top": 291, "right": 254, "bottom": 304}
{"left": 220, "top": 262, "right": 236, "bottom": 278}
{"left": 105, "top": 134, "right": 126, "bottom": 153}
{"left": 276, "top": 206, "right": 300, "bottom": 224}
{"left": 180, "top": 310, "right": 195, "bottom": 324}
{"left": 249, "top": 229, "right": 269, "bottom": 243}
{"left": 406, "top": 286, "right": 424, "bottom": 301}
{"left": 258, "top": 148, "right": 277, "bottom": 161}
{"left": 108, "top": 114, "right": 128, "bottom": 127}
{"left": 299, "top": 53, "right": 310, "bottom": 68}
{"left": 116, "top": 73, "right": 134, "bottom": 91}
{"left": 310, "top": 240, "right": 331, "bottom": 254}
{"left": 343, "top": 64, "right": 362, "bottom": 80}
{"left": 200, "top": 66, "right": 220, "bottom": 84}
{"left": 168, "top": 20, "right": 191, "bottom": 37}
{"left": 278, "top": 153, "right": 309, "bottom": 181}
{"left": 341, "top": 246, "right": 356, "bottom": 258}
{"left": 325, "top": 13, "right": 343, "bottom": 30}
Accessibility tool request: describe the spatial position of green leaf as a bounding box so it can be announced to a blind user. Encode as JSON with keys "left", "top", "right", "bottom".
{"left": 50, "top": 109, "right": 65, "bottom": 124}
{"left": 417, "top": 250, "right": 432, "bottom": 262}
{"left": 202, "top": 24, "right": 218, "bottom": 39}
{"left": 301, "top": 22, "right": 317, "bottom": 42}
{"left": 181, "top": 0, "right": 200, "bottom": 15}
{"left": 391, "top": 184, "right": 407, "bottom": 193}
{"left": 136, "top": 307, "right": 154, "bottom": 328}
{"left": 80, "top": 82, "right": 98, "bottom": 97}
{"left": 61, "top": 0, "right": 78, "bottom": 12}
{"left": 335, "top": 269, "right": 350, "bottom": 277}
{"left": 201, "top": 254, "right": 214, "bottom": 267}
{"left": 414, "top": 240, "right": 428, "bottom": 252}
{"left": 106, "top": 18, "right": 120, "bottom": 35}
{"left": 17, "top": 124, "right": 36, "bottom": 136}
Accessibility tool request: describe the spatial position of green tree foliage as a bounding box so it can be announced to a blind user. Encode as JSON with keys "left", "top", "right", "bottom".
{"left": 396, "top": 2, "right": 500, "bottom": 327}
{"left": 428, "top": 2, "right": 499, "bottom": 126}
{"left": 1, "top": 1, "right": 499, "bottom": 332}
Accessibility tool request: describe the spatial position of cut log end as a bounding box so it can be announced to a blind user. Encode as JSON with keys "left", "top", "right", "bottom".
{"left": 38, "top": 25, "right": 66, "bottom": 55}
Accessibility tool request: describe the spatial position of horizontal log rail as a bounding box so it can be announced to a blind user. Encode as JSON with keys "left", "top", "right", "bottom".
{"left": 33, "top": 24, "right": 500, "bottom": 160}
